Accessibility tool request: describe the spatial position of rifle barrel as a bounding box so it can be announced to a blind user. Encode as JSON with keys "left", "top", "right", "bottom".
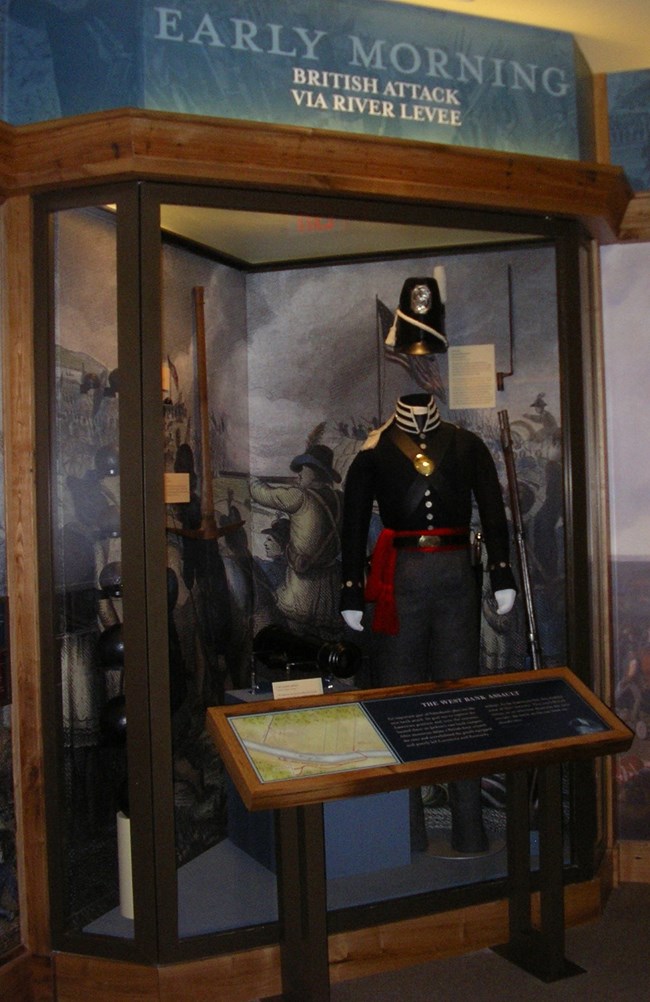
{"left": 497, "top": 409, "right": 542, "bottom": 670}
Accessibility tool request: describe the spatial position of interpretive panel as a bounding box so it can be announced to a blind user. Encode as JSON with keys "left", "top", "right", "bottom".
{"left": 206, "top": 668, "right": 633, "bottom": 810}
{"left": 363, "top": 676, "right": 608, "bottom": 763}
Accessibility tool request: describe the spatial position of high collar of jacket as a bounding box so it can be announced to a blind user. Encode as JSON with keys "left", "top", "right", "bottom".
{"left": 393, "top": 395, "right": 441, "bottom": 435}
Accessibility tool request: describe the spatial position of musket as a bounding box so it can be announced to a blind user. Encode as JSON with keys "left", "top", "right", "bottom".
{"left": 165, "top": 289, "right": 244, "bottom": 541}
{"left": 167, "top": 288, "right": 238, "bottom": 700}
{"left": 498, "top": 409, "right": 543, "bottom": 670}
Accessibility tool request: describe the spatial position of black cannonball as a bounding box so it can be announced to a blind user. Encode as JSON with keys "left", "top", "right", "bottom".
{"left": 99, "top": 694, "right": 127, "bottom": 746}
{"left": 95, "top": 443, "right": 119, "bottom": 478}
{"left": 96, "top": 622, "right": 124, "bottom": 668}
{"left": 99, "top": 560, "right": 122, "bottom": 598}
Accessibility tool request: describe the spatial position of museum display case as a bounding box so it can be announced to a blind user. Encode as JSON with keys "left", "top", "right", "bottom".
{"left": 30, "top": 177, "right": 609, "bottom": 967}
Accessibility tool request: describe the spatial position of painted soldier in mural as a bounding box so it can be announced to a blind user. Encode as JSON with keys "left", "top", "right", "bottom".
{"left": 340, "top": 277, "right": 517, "bottom": 854}
{"left": 256, "top": 517, "right": 290, "bottom": 591}
{"left": 524, "top": 392, "right": 559, "bottom": 442}
{"left": 250, "top": 440, "right": 343, "bottom": 641}
{"left": 252, "top": 517, "right": 291, "bottom": 631}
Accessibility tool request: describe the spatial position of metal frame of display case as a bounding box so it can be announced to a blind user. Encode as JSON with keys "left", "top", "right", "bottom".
{"left": 32, "top": 177, "right": 606, "bottom": 968}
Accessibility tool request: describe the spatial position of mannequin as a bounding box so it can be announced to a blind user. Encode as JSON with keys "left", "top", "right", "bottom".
{"left": 341, "top": 395, "right": 515, "bottom": 630}
{"left": 339, "top": 279, "right": 516, "bottom": 854}
{"left": 340, "top": 393, "right": 516, "bottom": 852}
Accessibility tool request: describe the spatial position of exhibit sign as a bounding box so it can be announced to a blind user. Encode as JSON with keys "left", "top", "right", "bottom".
{"left": 363, "top": 675, "right": 609, "bottom": 762}
{"left": 207, "top": 667, "right": 633, "bottom": 810}
{"left": 607, "top": 69, "right": 650, "bottom": 191}
{"left": 3, "top": 0, "right": 591, "bottom": 160}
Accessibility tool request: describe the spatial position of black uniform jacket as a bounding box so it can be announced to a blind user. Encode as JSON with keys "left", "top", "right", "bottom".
{"left": 340, "top": 419, "right": 516, "bottom": 612}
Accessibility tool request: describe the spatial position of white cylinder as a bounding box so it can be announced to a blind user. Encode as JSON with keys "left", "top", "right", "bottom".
{"left": 117, "top": 810, "right": 134, "bottom": 920}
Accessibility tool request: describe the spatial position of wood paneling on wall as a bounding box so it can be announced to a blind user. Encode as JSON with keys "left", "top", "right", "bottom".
{"left": 0, "top": 196, "right": 50, "bottom": 958}
{"left": 0, "top": 111, "right": 633, "bottom": 241}
{"left": 52, "top": 879, "right": 602, "bottom": 1002}
{"left": 593, "top": 72, "right": 650, "bottom": 242}
{"left": 617, "top": 840, "right": 650, "bottom": 883}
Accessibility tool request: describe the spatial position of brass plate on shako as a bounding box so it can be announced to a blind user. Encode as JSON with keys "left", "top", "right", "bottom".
{"left": 413, "top": 453, "right": 435, "bottom": 476}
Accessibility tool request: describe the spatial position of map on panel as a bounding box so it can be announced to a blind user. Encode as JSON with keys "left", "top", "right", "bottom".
{"left": 228, "top": 703, "right": 398, "bottom": 782}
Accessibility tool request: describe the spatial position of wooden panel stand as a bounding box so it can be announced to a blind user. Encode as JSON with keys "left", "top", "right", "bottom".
{"left": 492, "top": 766, "right": 584, "bottom": 982}
{"left": 263, "top": 767, "right": 585, "bottom": 1001}
{"left": 207, "top": 670, "right": 632, "bottom": 1001}
{"left": 274, "top": 806, "right": 330, "bottom": 1002}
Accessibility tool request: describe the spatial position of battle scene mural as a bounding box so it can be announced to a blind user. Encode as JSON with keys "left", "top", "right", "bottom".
{"left": 602, "top": 241, "right": 650, "bottom": 841}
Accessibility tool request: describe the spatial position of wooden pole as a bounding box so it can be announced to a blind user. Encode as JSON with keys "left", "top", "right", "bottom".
{"left": 192, "top": 286, "right": 218, "bottom": 538}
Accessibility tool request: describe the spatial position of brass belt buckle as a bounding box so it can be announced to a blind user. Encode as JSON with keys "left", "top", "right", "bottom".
{"left": 418, "top": 534, "right": 440, "bottom": 548}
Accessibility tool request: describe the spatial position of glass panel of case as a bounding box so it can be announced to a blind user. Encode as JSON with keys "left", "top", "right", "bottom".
{"left": 51, "top": 206, "right": 131, "bottom": 937}
{"left": 160, "top": 248, "right": 275, "bottom": 937}
{"left": 157, "top": 204, "right": 568, "bottom": 940}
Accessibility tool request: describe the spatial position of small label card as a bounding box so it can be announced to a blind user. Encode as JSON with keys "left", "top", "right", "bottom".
{"left": 272, "top": 677, "right": 324, "bottom": 700}
{"left": 164, "top": 472, "right": 190, "bottom": 504}
{"left": 448, "top": 343, "right": 496, "bottom": 410}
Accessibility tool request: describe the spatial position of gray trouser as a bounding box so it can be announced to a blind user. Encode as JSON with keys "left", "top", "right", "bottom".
{"left": 369, "top": 548, "right": 486, "bottom": 852}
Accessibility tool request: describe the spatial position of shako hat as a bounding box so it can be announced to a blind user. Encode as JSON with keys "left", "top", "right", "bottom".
{"left": 387, "top": 271, "right": 448, "bottom": 355}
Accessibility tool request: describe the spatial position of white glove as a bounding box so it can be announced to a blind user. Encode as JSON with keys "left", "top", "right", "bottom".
{"left": 341, "top": 609, "right": 364, "bottom": 632}
{"left": 494, "top": 588, "right": 516, "bottom": 616}
{"left": 342, "top": 590, "right": 515, "bottom": 632}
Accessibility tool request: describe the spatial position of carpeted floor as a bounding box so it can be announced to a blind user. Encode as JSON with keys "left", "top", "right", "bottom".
{"left": 330, "top": 883, "right": 650, "bottom": 1002}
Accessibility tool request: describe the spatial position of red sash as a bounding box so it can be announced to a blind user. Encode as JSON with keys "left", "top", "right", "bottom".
{"left": 365, "top": 528, "right": 469, "bottom": 634}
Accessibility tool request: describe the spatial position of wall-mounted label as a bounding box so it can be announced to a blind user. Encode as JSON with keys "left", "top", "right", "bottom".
{"left": 448, "top": 343, "right": 496, "bottom": 410}
{"left": 145, "top": 1, "right": 582, "bottom": 158}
